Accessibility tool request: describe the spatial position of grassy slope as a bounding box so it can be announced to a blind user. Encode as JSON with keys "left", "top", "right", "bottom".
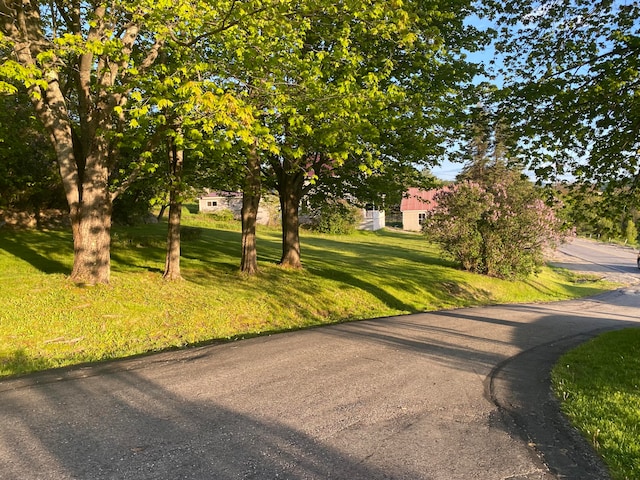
{"left": 552, "top": 329, "right": 640, "bottom": 480}
{"left": 0, "top": 214, "right": 613, "bottom": 378}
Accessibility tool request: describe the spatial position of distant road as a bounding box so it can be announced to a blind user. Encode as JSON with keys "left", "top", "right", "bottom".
{"left": 551, "top": 237, "right": 640, "bottom": 285}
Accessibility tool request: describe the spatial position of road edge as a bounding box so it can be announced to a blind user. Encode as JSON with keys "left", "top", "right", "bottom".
{"left": 486, "top": 327, "right": 628, "bottom": 480}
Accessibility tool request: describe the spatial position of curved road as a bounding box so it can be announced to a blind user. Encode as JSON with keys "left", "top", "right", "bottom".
{"left": 551, "top": 237, "right": 640, "bottom": 285}
{"left": 1, "top": 239, "right": 639, "bottom": 480}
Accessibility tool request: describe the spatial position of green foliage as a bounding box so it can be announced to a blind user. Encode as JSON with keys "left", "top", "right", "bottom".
{"left": 425, "top": 169, "right": 570, "bottom": 279}
{"left": 559, "top": 185, "right": 640, "bottom": 242}
{"left": 0, "top": 220, "right": 614, "bottom": 378}
{"left": 254, "top": 0, "right": 489, "bottom": 204}
{"left": 0, "top": 91, "right": 64, "bottom": 213}
{"left": 625, "top": 219, "right": 639, "bottom": 246}
{"left": 552, "top": 329, "right": 640, "bottom": 480}
{"left": 112, "top": 183, "right": 157, "bottom": 225}
{"left": 310, "top": 200, "right": 360, "bottom": 235}
{"left": 488, "top": 0, "right": 640, "bottom": 202}
{"left": 207, "top": 209, "right": 235, "bottom": 222}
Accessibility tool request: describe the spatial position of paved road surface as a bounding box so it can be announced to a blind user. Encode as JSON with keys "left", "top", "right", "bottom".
{"left": 1, "top": 239, "right": 639, "bottom": 480}
{"left": 550, "top": 237, "right": 640, "bottom": 285}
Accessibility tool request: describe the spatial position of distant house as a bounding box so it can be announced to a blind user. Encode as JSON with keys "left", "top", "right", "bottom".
{"left": 198, "top": 191, "right": 279, "bottom": 225}
{"left": 198, "top": 191, "right": 243, "bottom": 216}
{"left": 400, "top": 187, "right": 441, "bottom": 231}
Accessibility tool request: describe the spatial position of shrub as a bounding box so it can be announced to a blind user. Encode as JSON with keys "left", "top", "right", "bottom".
{"left": 425, "top": 176, "right": 571, "bottom": 279}
{"left": 207, "top": 209, "right": 235, "bottom": 222}
{"left": 311, "top": 200, "right": 360, "bottom": 235}
{"left": 624, "top": 219, "right": 638, "bottom": 246}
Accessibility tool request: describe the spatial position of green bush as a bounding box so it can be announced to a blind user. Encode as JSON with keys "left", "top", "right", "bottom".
{"left": 311, "top": 200, "right": 360, "bottom": 235}
{"left": 624, "top": 219, "right": 638, "bottom": 246}
{"left": 425, "top": 174, "right": 571, "bottom": 279}
{"left": 207, "top": 209, "right": 235, "bottom": 222}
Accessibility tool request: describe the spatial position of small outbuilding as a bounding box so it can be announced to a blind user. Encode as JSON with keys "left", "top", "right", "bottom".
{"left": 359, "top": 207, "right": 385, "bottom": 231}
{"left": 198, "top": 191, "right": 243, "bottom": 216}
{"left": 400, "top": 187, "right": 440, "bottom": 232}
{"left": 198, "top": 191, "right": 279, "bottom": 226}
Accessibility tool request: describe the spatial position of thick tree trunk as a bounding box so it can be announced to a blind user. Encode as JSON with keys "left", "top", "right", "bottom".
{"left": 240, "top": 147, "right": 261, "bottom": 274}
{"left": 64, "top": 128, "right": 113, "bottom": 285}
{"left": 163, "top": 140, "right": 183, "bottom": 281}
{"left": 69, "top": 173, "right": 112, "bottom": 285}
{"left": 275, "top": 160, "right": 304, "bottom": 269}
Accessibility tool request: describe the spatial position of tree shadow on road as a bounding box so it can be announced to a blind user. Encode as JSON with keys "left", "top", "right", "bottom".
{"left": 0, "top": 365, "right": 409, "bottom": 480}
{"left": 1, "top": 289, "right": 638, "bottom": 480}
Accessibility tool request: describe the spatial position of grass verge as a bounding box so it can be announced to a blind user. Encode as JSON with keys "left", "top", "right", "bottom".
{"left": 552, "top": 329, "right": 640, "bottom": 480}
{"left": 0, "top": 214, "right": 616, "bottom": 379}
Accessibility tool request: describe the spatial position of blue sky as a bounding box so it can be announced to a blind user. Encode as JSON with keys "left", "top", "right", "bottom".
{"left": 430, "top": 160, "right": 464, "bottom": 181}
{"left": 429, "top": 12, "right": 502, "bottom": 181}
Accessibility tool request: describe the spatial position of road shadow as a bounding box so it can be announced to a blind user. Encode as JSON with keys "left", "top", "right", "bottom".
{"left": 0, "top": 367, "right": 406, "bottom": 480}
{"left": 313, "top": 290, "right": 640, "bottom": 479}
{"left": 1, "top": 289, "right": 638, "bottom": 479}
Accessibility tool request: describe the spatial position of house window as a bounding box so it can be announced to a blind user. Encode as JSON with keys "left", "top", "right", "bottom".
{"left": 207, "top": 201, "right": 218, "bottom": 207}
{"left": 418, "top": 212, "right": 427, "bottom": 225}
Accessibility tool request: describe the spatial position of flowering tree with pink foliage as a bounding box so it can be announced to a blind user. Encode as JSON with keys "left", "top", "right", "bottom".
{"left": 425, "top": 173, "right": 571, "bottom": 279}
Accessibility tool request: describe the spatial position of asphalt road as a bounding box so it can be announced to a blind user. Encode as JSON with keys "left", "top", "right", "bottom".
{"left": 1, "top": 240, "right": 639, "bottom": 480}
{"left": 550, "top": 237, "right": 640, "bottom": 285}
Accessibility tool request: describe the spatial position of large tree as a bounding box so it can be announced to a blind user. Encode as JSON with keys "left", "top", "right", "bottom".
{"left": 0, "top": 0, "right": 284, "bottom": 284}
{"left": 258, "top": 0, "right": 488, "bottom": 268}
{"left": 487, "top": 0, "right": 640, "bottom": 198}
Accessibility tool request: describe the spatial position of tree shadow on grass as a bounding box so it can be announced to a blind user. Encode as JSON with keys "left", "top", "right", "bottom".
{"left": 299, "top": 234, "right": 490, "bottom": 312}
{"left": 0, "top": 349, "right": 54, "bottom": 378}
{"left": 0, "top": 230, "right": 70, "bottom": 274}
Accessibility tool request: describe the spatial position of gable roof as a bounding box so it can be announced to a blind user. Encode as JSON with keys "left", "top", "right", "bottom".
{"left": 400, "top": 187, "right": 440, "bottom": 212}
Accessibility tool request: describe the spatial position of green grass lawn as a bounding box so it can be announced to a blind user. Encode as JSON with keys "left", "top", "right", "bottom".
{"left": 0, "top": 213, "right": 614, "bottom": 380}
{"left": 552, "top": 329, "right": 640, "bottom": 480}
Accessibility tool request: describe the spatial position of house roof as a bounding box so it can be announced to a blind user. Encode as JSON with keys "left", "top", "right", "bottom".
{"left": 400, "top": 187, "right": 440, "bottom": 212}
{"left": 200, "top": 191, "right": 243, "bottom": 199}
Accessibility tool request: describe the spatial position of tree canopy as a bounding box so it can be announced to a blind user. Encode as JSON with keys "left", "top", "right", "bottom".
{"left": 1, "top": 0, "right": 491, "bottom": 282}
{"left": 487, "top": 0, "right": 640, "bottom": 196}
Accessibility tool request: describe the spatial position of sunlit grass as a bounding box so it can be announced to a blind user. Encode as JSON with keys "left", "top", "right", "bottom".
{"left": 0, "top": 214, "right": 616, "bottom": 378}
{"left": 552, "top": 329, "right": 640, "bottom": 480}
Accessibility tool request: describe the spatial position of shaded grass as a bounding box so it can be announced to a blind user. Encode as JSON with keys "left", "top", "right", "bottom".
{"left": 552, "top": 329, "right": 640, "bottom": 480}
{"left": 0, "top": 216, "right": 616, "bottom": 378}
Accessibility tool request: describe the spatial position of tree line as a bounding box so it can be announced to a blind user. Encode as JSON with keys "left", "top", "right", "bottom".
{"left": 1, "top": 0, "right": 639, "bottom": 284}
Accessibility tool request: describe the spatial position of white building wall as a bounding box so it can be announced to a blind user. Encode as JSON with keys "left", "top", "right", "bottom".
{"left": 359, "top": 210, "right": 385, "bottom": 231}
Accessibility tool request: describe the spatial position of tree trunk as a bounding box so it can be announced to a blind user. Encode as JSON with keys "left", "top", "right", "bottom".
{"left": 69, "top": 176, "right": 112, "bottom": 285}
{"left": 156, "top": 204, "right": 168, "bottom": 221}
{"left": 54, "top": 127, "right": 111, "bottom": 285}
{"left": 275, "top": 159, "right": 304, "bottom": 269}
{"left": 240, "top": 146, "right": 261, "bottom": 274}
{"left": 163, "top": 139, "right": 183, "bottom": 281}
